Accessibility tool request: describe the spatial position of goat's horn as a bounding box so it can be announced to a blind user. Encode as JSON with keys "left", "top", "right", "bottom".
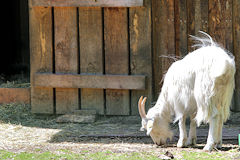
{"left": 138, "top": 96, "right": 146, "bottom": 118}
{"left": 141, "top": 97, "right": 147, "bottom": 117}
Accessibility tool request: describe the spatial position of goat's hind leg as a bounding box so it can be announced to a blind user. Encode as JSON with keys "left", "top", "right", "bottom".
{"left": 186, "top": 115, "right": 197, "bottom": 146}
{"left": 177, "top": 116, "right": 187, "bottom": 148}
{"left": 203, "top": 115, "right": 221, "bottom": 151}
{"left": 216, "top": 115, "right": 223, "bottom": 149}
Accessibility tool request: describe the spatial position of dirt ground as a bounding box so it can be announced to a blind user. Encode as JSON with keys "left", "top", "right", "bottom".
{"left": 0, "top": 104, "right": 239, "bottom": 159}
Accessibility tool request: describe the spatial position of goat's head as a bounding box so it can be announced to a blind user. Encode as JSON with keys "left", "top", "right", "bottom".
{"left": 138, "top": 96, "right": 173, "bottom": 146}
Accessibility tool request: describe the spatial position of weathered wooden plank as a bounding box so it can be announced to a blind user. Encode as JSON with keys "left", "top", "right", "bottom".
{"left": 233, "top": 0, "right": 240, "bottom": 111}
{"left": 29, "top": 1, "right": 54, "bottom": 113}
{"left": 32, "top": 0, "right": 143, "bottom": 7}
{"left": 175, "top": 0, "right": 188, "bottom": 57}
{"left": 187, "top": 0, "right": 208, "bottom": 52}
{"left": 104, "top": 8, "right": 130, "bottom": 115}
{"left": 129, "top": 0, "right": 152, "bottom": 115}
{"left": 0, "top": 88, "right": 30, "bottom": 104}
{"left": 33, "top": 73, "right": 146, "bottom": 90}
{"left": 54, "top": 7, "right": 79, "bottom": 114}
{"left": 79, "top": 7, "right": 104, "bottom": 115}
{"left": 152, "top": 0, "right": 175, "bottom": 100}
{"left": 209, "top": 0, "right": 233, "bottom": 52}
{"left": 209, "top": 0, "right": 234, "bottom": 110}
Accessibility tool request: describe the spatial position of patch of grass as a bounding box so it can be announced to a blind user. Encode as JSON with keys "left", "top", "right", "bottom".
{"left": 181, "top": 150, "right": 239, "bottom": 160}
{"left": 0, "top": 150, "right": 81, "bottom": 160}
{"left": 0, "top": 81, "right": 30, "bottom": 88}
{"left": 86, "top": 151, "right": 161, "bottom": 160}
{"left": 0, "top": 74, "right": 30, "bottom": 88}
{"left": 0, "top": 103, "right": 239, "bottom": 160}
{"left": 0, "top": 150, "right": 162, "bottom": 160}
{"left": 0, "top": 103, "right": 57, "bottom": 128}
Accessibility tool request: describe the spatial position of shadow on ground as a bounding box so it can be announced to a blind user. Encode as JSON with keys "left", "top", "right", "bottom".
{"left": 0, "top": 103, "right": 239, "bottom": 148}
{"left": 0, "top": 103, "right": 148, "bottom": 144}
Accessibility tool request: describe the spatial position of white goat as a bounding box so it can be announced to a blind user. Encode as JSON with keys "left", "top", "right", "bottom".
{"left": 138, "top": 32, "right": 235, "bottom": 151}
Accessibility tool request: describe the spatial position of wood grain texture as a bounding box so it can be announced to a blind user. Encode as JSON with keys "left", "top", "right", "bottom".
{"left": 152, "top": 0, "right": 175, "bottom": 100}
{"left": 0, "top": 88, "right": 30, "bottom": 104}
{"left": 33, "top": 73, "right": 146, "bottom": 90}
{"left": 175, "top": 0, "right": 188, "bottom": 57}
{"left": 104, "top": 8, "right": 129, "bottom": 115}
{"left": 32, "top": 0, "right": 143, "bottom": 7}
{"left": 187, "top": 0, "right": 208, "bottom": 52}
{"left": 233, "top": 0, "right": 240, "bottom": 111}
{"left": 209, "top": 0, "right": 233, "bottom": 52}
{"left": 29, "top": 1, "right": 54, "bottom": 113}
{"left": 129, "top": 0, "right": 152, "bottom": 115}
{"left": 79, "top": 7, "right": 104, "bottom": 115}
{"left": 209, "top": 0, "right": 234, "bottom": 110}
{"left": 54, "top": 7, "right": 79, "bottom": 114}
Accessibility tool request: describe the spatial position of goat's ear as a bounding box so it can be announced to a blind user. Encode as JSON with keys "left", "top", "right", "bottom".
{"left": 140, "top": 118, "right": 148, "bottom": 131}
{"left": 147, "top": 127, "right": 152, "bottom": 136}
{"left": 146, "top": 119, "right": 154, "bottom": 136}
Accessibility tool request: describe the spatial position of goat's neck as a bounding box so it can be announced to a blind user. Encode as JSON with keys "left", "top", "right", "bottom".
{"left": 154, "top": 93, "right": 172, "bottom": 122}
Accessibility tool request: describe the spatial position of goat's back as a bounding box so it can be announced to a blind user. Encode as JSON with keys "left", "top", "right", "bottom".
{"left": 161, "top": 46, "right": 235, "bottom": 125}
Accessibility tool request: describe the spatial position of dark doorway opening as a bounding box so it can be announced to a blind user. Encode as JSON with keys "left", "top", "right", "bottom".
{"left": 1, "top": 0, "right": 30, "bottom": 85}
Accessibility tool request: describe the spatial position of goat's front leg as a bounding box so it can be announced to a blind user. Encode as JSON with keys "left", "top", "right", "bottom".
{"left": 177, "top": 116, "right": 187, "bottom": 148}
{"left": 203, "top": 115, "right": 220, "bottom": 151}
{"left": 186, "top": 115, "right": 197, "bottom": 146}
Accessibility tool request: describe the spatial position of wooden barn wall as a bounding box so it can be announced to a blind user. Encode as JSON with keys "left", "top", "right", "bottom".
{"left": 29, "top": 0, "right": 240, "bottom": 115}
{"left": 153, "top": 0, "right": 240, "bottom": 112}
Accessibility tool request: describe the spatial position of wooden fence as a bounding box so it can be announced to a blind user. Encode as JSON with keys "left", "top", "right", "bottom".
{"left": 29, "top": 0, "right": 240, "bottom": 115}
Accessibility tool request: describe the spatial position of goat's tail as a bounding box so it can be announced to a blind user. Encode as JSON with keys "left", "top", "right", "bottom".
{"left": 190, "top": 31, "right": 216, "bottom": 48}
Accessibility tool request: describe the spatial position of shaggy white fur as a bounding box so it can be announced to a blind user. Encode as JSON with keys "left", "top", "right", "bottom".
{"left": 138, "top": 32, "right": 235, "bottom": 151}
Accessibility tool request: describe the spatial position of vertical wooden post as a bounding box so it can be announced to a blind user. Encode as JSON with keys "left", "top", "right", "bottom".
{"left": 187, "top": 0, "right": 208, "bottom": 52}
{"left": 104, "top": 8, "right": 130, "bottom": 115}
{"left": 209, "top": 0, "right": 233, "bottom": 52}
{"left": 209, "top": 0, "right": 235, "bottom": 110}
{"left": 233, "top": 0, "right": 240, "bottom": 111}
{"left": 129, "top": 0, "right": 152, "bottom": 114}
{"left": 29, "top": 0, "right": 54, "bottom": 113}
{"left": 152, "top": 0, "right": 175, "bottom": 100}
{"left": 79, "top": 7, "right": 104, "bottom": 114}
{"left": 54, "top": 7, "right": 79, "bottom": 114}
{"left": 175, "top": 0, "right": 188, "bottom": 57}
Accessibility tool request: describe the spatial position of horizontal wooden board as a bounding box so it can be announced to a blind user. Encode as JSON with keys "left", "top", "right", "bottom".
{"left": 33, "top": 73, "right": 146, "bottom": 90}
{"left": 32, "top": 0, "right": 143, "bottom": 7}
{"left": 0, "top": 88, "right": 30, "bottom": 104}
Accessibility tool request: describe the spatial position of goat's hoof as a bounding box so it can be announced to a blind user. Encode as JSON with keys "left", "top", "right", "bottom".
{"left": 216, "top": 142, "right": 222, "bottom": 149}
{"left": 203, "top": 144, "right": 213, "bottom": 152}
{"left": 186, "top": 138, "right": 197, "bottom": 146}
{"left": 177, "top": 139, "right": 187, "bottom": 148}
